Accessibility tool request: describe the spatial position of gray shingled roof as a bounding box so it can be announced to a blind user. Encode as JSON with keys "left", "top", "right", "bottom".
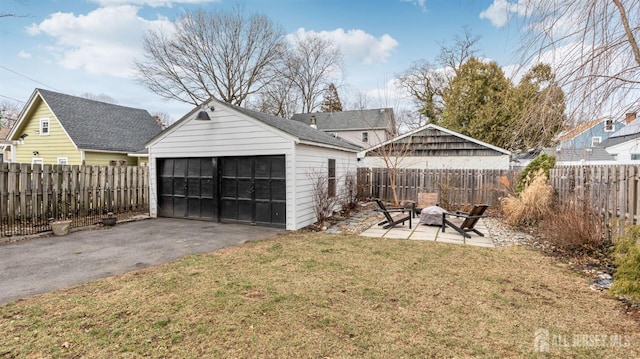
{"left": 227, "top": 104, "right": 361, "bottom": 151}
{"left": 38, "top": 88, "right": 162, "bottom": 152}
{"left": 290, "top": 108, "right": 393, "bottom": 131}
{"left": 542, "top": 147, "right": 616, "bottom": 162}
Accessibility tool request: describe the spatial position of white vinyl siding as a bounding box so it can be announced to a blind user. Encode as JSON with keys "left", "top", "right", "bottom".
{"left": 293, "top": 144, "right": 357, "bottom": 229}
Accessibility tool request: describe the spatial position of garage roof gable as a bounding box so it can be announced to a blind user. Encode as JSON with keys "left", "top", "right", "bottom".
{"left": 147, "top": 99, "right": 361, "bottom": 152}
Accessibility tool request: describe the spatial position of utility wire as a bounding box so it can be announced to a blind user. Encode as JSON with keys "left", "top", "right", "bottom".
{"left": 0, "top": 94, "right": 25, "bottom": 103}
{"left": 0, "top": 64, "right": 62, "bottom": 92}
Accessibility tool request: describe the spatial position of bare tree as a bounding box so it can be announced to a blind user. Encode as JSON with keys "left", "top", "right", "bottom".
{"left": 513, "top": 0, "right": 640, "bottom": 117}
{"left": 437, "top": 26, "right": 481, "bottom": 76}
{"left": 397, "top": 60, "right": 448, "bottom": 124}
{"left": 0, "top": 100, "right": 22, "bottom": 129}
{"left": 397, "top": 28, "right": 480, "bottom": 124}
{"left": 249, "top": 75, "right": 300, "bottom": 119}
{"left": 282, "top": 33, "right": 343, "bottom": 113}
{"left": 150, "top": 112, "right": 173, "bottom": 129}
{"left": 134, "top": 6, "right": 286, "bottom": 106}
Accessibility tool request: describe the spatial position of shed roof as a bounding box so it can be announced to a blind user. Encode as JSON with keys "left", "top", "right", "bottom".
{"left": 290, "top": 108, "right": 393, "bottom": 131}
{"left": 359, "top": 123, "right": 511, "bottom": 157}
{"left": 13, "top": 88, "right": 162, "bottom": 152}
{"left": 543, "top": 147, "right": 616, "bottom": 162}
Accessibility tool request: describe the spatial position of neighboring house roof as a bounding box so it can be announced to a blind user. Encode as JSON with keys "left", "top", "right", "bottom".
{"left": 147, "top": 99, "right": 362, "bottom": 152}
{"left": 358, "top": 123, "right": 511, "bottom": 157}
{"left": 607, "top": 115, "right": 640, "bottom": 140}
{"left": 10, "top": 88, "right": 162, "bottom": 153}
{"left": 290, "top": 108, "right": 394, "bottom": 131}
{"left": 555, "top": 118, "right": 605, "bottom": 143}
{"left": 0, "top": 128, "right": 9, "bottom": 140}
{"left": 543, "top": 147, "right": 616, "bottom": 162}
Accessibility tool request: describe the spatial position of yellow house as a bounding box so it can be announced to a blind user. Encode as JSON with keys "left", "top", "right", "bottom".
{"left": 4, "top": 88, "right": 162, "bottom": 166}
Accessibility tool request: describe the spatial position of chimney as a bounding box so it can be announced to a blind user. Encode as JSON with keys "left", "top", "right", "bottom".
{"left": 309, "top": 115, "right": 317, "bottom": 129}
{"left": 625, "top": 112, "right": 637, "bottom": 124}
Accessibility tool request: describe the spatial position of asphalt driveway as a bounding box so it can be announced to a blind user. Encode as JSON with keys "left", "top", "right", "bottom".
{"left": 0, "top": 218, "right": 284, "bottom": 304}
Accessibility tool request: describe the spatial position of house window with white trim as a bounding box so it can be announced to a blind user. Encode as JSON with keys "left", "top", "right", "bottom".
{"left": 362, "top": 131, "right": 369, "bottom": 143}
{"left": 32, "top": 158, "right": 43, "bottom": 166}
{"left": 591, "top": 136, "right": 602, "bottom": 147}
{"left": 57, "top": 157, "right": 68, "bottom": 165}
{"left": 631, "top": 154, "right": 640, "bottom": 160}
{"left": 40, "top": 118, "right": 50, "bottom": 135}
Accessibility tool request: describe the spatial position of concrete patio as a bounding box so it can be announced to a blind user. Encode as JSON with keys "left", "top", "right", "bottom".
{"left": 359, "top": 217, "right": 495, "bottom": 248}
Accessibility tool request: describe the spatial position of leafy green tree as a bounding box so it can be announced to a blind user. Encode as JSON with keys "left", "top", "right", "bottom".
{"left": 438, "top": 57, "right": 512, "bottom": 147}
{"left": 320, "top": 83, "right": 343, "bottom": 112}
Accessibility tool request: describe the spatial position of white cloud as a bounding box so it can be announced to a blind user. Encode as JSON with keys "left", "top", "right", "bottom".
{"left": 479, "top": 0, "right": 528, "bottom": 28}
{"left": 288, "top": 28, "right": 399, "bottom": 64}
{"left": 401, "top": 0, "right": 427, "bottom": 12}
{"left": 17, "top": 51, "right": 31, "bottom": 59}
{"left": 26, "top": 5, "right": 173, "bottom": 78}
{"left": 91, "top": 0, "right": 218, "bottom": 7}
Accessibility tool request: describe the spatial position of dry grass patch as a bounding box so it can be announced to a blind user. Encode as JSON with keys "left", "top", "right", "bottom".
{"left": 1, "top": 233, "right": 639, "bottom": 358}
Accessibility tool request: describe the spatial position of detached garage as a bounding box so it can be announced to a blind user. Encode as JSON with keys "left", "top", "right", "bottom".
{"left": 146, "top": 99, "right": 360, "bottom": 230}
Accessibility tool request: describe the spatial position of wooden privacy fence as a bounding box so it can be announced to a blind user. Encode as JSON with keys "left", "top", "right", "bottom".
{"left": 357, "top": 168, "right": 521, "bottom": 208}
{"left": 550, "top": 165, "right": 640, "bottom": 235}
{"left": 0, "top": 163, "right": 149, "bottom": 238}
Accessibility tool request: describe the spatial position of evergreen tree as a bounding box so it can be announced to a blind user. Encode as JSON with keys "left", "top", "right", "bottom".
{"left": 320, "top": 83, "right": 343, "bottom": 112}
{"left": 439, "top": 57, "right": 512, "bottom": 147}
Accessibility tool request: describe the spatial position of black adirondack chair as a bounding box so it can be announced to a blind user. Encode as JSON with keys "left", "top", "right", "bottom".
{"left": 374, "top": 199, "right": 412, "bottom": 229}
{"left": 442, "top": 204, "right": 489, "bottom": 238}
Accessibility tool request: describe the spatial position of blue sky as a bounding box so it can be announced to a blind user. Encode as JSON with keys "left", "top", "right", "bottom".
{"left": 0, "top": 0, "right": 520, "bottom": 121}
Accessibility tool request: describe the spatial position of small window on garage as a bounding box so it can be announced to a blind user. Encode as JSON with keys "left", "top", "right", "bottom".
{"left": 328, "top": 159, "right": 336, "bottom": 197}
{"left": 631, "top": 153, "right": 640, "bottom": 160}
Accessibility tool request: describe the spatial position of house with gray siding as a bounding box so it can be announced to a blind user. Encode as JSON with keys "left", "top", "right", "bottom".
{"left": 290, "top": 108, "right": 396, "bottom": 149}
{"left": 146, "top": 99, "right": 361, "bottom": 230}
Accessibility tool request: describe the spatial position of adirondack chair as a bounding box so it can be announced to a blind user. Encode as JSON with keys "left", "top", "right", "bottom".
{"left": 374, "top": 199, "right": 412, "bottom": 229}
{"left": 442, "top": 204, "right": 489, "bottom": 238}
{"left": 411, "top": 192, "right": 439, "bottom": 218}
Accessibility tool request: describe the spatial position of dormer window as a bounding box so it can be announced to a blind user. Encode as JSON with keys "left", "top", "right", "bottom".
{"left": 604, "top": 119, "right": 615, "bottom": 132}
{"left": 40, "top": 118, "right": 50, "bottom": 135}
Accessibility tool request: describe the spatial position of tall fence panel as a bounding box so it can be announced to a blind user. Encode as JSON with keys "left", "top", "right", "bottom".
{"left": 357, "top": 167, "right": 520, "bottom": 207}
{"left": 0, "top": 163, "right": 149, "bottom": 238}
{"left": 551, "top": 165, "right": 640, "bottom": 238}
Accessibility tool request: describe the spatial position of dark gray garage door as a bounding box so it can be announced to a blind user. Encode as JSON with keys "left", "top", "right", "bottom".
{"left": 157, "top": 156, "right": 286, "bottom": 227}
{"left": 157, "top": 158, "right": 217, "bottom": 219}
{"left": 220, "top": 156, "right": 286, "bottom": 227}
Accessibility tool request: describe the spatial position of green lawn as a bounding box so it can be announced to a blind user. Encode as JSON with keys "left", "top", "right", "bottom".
{"left": 1, "top": 232, "right": 638, "bottom": 358}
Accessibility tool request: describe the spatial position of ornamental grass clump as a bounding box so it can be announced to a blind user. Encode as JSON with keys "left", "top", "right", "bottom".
{"left": 501, "top": 169, "right": 553, "bottom": 226}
